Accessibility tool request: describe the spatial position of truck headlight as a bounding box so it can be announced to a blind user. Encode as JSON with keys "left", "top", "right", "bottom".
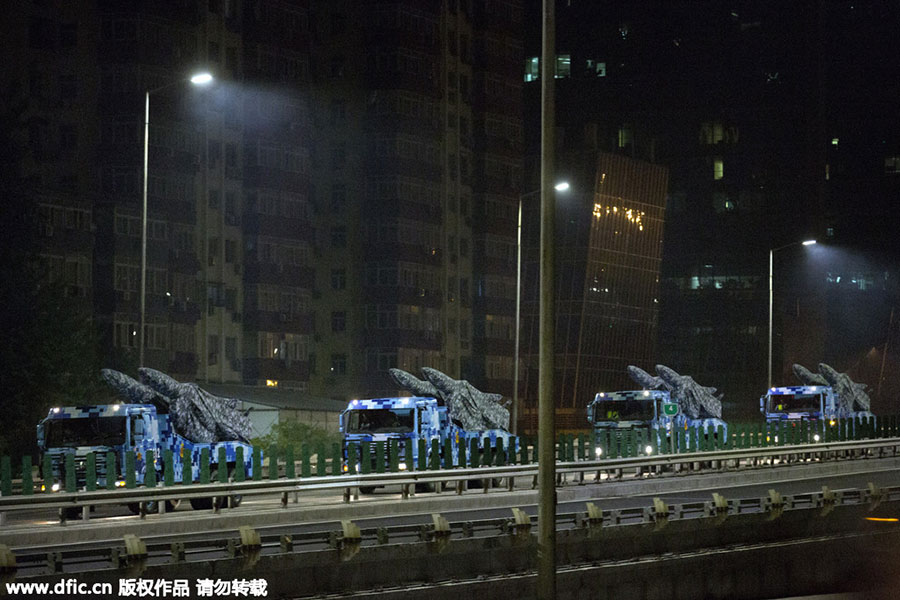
{"left": 644, "top": 445, "right": 653, "bottom": 456}
{"left": 594, "top": 447, "right": 603, "bottom": 457}
{"left": 813, "top": 434, "right": 821, "bottom": 442}
{"left": 399, "top": 462, "right": 408, "bottom": 471}
{"left": 51, "top": 483, "right": 60, "bottom": 492}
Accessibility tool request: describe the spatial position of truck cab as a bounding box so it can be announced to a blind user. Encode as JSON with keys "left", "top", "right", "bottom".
{"left": 760, "top": 385, "right": 834, "bottom": 424}
{"left": 588, "top": 390, "right": 727, "bottom": 454}
{"left": 340, "top": 396, "right": 438, "bottom": 471}
{"left": 340, "top": 395, "right": 512, "bottom": 475}
{"left": 38, "top": 402, "right": 255, "bottom": 491}
{"left": 37, "top": 403, "right": 158, "bottom": 488}
{"left": 587, "top": 390, "right": 682, "bottom": 453}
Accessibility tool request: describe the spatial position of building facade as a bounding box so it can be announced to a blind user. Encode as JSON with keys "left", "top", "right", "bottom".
{"left": 4, "top": 0, "right": 524, "bottom": 410}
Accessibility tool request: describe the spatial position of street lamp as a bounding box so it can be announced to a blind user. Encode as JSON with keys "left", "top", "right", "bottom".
{"left": 768, "top": 239, "right": 816, "bottom": 388}
{"left": 512, "top": 181, "right": 569, "bottom": 435}
{"left": 140, "top": 71, "right": 213, "bottom": 367}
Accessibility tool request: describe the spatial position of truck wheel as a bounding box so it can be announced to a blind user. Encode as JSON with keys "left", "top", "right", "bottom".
{"left": 62, "top": 506, "right": 82, "bottom": 520}
{"left": 153, "top": 499, "right": 180, "bottom": 512}
{"left": 190, "top": 497, "right": 213, "bottom": 510}
{"left": 359, "top": 486, "right": 376, "bottom": 494}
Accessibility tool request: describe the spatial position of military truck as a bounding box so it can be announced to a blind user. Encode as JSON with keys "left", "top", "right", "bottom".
{"left": 340, "top": 395, "right": 513, "bottom": 492}
{"left": 37, "top": 371, "right": 256, "bottom": 512}
{"left": 587, "top": 389, "right": 727, "bottom": 456}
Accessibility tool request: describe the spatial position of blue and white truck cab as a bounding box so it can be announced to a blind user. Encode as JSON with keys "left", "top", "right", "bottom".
{"left": 760, "top": 384, "right": 875, "bottom": 427}
{"left": 759, "top": 385, "right": 840, "bottom": 426}
{"left": 37, "top": 403, "right": 254, "bottom": 492}
{"left": 340, "top": 396, "right": 513, "bottom": 473}
{"left": 588, "top": 389, "right": 727, "bottom": 455}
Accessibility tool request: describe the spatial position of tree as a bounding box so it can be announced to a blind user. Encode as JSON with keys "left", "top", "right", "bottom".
{"left": 0, "top": 85, "right": 110, "bottom": 463}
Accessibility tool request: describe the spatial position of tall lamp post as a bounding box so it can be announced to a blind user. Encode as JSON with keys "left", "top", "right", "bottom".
{"left": 768, "top": 239, "right": 816, "bottom": 388}
{"left": 140, "top": 72, "right": 214, "bottom": 368}
{"left": 513, "top": 181, "right": 568, "bottom": 435}
{"left": 537, "top": 0, "right": 556, "bottom": 596}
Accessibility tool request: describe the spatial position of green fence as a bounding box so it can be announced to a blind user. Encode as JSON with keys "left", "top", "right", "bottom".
{"left": 2, "top": 416, "right": 896, "bottom": 497}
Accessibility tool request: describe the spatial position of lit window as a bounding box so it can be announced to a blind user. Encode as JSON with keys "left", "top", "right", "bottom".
{"left": 713, "top": 158, "right": 724, "bottom": 180}
{"left": 885, "top": 156, "right": 900, "bottom": 175}
{"left": 617, "top": 125, "right": 633, "bottom": 148}
{"left": 524, "top": 57, "right": 539, "bottom": 82}
{"left": 831, "top": 138, "right": 839, "bottom": 146}
{"left": 586, "top": 59, "right": 606, "bottom": 77}
{"left": 555, "top": 54, "right": 571, "bottom": 78}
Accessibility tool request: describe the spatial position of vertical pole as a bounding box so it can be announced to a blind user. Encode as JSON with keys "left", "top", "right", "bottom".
{"left": 513, "top": 197, "right": 522, "bottom": 436}
{"left": 878, "top": 307, "right": 894, "bottom": 400}
{"left": 140, "top": 91, "right": 150, "bottom": 367}
{"left": 767, "top": 248, "right": 773, "bottom": 390}
{"left": 538, "top": 0, "right": 557, "bottom": 596}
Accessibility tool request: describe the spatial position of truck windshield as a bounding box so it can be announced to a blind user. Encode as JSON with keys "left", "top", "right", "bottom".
{"left": 45, "top": 416, "right": 127, "bottom": 448}
{"left": 345, "top": 409, "right": 414, "bottom": 434}
{"left": 593, "top": 400, "right": 654, "bottom": 422}
{"left": 768, "top": 393, "right": 821, "bottom": 414}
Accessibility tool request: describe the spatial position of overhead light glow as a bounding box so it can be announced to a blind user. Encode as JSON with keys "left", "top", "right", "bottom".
{"left": 554, "top": 181, "right": 570, "bottom": 192}
{"left": 802, "top": 240, "right": 817, "bottom": 246}
{"left": 190, "top": 73, "right": 214, "bottom": 85}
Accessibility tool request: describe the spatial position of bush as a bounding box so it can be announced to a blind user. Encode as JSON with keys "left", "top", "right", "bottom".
{"left": 251, "top": 419, "right": 341, "bottom": 453}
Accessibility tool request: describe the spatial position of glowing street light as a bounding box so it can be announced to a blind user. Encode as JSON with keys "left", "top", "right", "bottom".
{"left": 140, "top": 71, "right": 214, "bottom": 367}
{"left": 768, "top": 239, "right": 817, "bottom": 388}
{"left": 513, "top": 182, "right": 569, "bottom": 436}
{"left": 190, "top": 72, "right": 214, "bottom": 85}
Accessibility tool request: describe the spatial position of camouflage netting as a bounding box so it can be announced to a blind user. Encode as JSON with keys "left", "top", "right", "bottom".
{"left": 627, "top": 364, "right": 724, "bottom": 419}
{"left": 389, "top": 367, "right": 510, "bottom": 432}
{"left": 100, "top": 368, "right": 252, "bottom": 443}
{"left": 792, "top": 363, "right": 872, "bottom": 412}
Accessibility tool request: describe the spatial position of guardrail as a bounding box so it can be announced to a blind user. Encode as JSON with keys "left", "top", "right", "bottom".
{"left": 3, "top": 481, "right": 899, "bottom": 580}
{"left": 1, "top": 437, "right": 898, "bottom": 525}
{"left": 3, "top": 415, "right": 897, "bottom": 501}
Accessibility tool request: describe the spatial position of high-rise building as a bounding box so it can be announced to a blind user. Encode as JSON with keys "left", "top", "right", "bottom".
{"left": 517, "top": 152, "right": 667, "bottom": 431}
{"left": 307, "top": 1, "right": 524, "bottom": 400}
{"left": 523, "top": 0, "right": 900, "bottom": 419}
{"left": 3, "top": 1, "right": 524, "bottom": 409}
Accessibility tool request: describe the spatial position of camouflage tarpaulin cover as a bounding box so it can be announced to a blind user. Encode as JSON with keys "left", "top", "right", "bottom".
{"left": 389, "top": 367, "right": 510, "bottom": 431}
{"left": 100, "top": 368, "right": 252, "bottom": 443}
{"left": 793, "top": 363, "right": 873, "bottom": 412}
{"left": 627, "top": 364, "right": 724, "bottom": 419}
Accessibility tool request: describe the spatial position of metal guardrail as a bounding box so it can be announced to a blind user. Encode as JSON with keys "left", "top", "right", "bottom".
{"left": 4, "top": 482, "right": 899, "bottom": 579}
{"left": 1, "top": 437, "right": 898, "bottom": 522}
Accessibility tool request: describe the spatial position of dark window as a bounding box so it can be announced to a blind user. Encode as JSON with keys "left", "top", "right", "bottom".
{"left": 331, "top": 226, "right": 347, "bottom": 248}
{"left": 331, "top": 311, "right": 346, "bottom": 332}
{"left": 331, "top": 268, "right": 346, "bottom": 290}
{"left": 59, "top": 125, "right": 77, "bottom": 152}
{"left": 331, "top": 13, "right": 346, "bottom": 35}
{"left": 208, "top": 189, "right": 220, "bottom": 210}
{"left": 59, "top": 23, "right": 77, "bottom": 48}
{"left": 45, "top": 416, "right": 126, "bottom": 448}
{"left": 331, "top": 184, "right": 346, "bottom": 212}
{"left": 208, "top": 41, "right": 220, "bottom": 63}
{"left": 332, "top": 144, "right": 346, "bottom": 170}
{"left": 331, "top": 353, "right": 347, "bottom": 375}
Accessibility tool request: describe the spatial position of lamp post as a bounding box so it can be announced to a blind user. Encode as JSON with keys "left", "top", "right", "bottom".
{"left": 513, "top": 181, "right": 568, "bottom": 436}
{"left": 768, "top": 239, "right": 816, "bottom": 389}
{"left": 537, "top": 0, "right": 556, "bottom": 595}
{"left": 140, "top": 72, "right": 213, "bottom": 368}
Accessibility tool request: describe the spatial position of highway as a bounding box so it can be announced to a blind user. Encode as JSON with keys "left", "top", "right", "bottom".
{"left": 4, "top": 455, "right": 898, "bottom": 551}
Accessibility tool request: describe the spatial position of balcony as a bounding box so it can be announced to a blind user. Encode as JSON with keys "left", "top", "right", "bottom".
{"left": 242, "top": 358, "right": 309, "bottom": 383}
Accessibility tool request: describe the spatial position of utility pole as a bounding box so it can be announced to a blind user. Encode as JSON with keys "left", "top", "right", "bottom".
{"left": 537, "top": 0, "right": 557, "bottom": 597}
